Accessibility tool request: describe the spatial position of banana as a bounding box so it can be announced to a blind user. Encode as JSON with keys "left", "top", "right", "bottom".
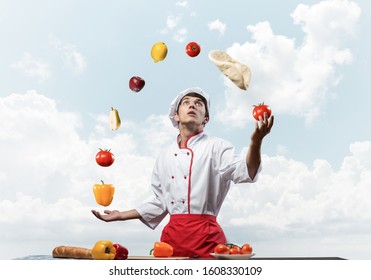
{"left": 109, "top": 107, "right": 121, "bottom": 130}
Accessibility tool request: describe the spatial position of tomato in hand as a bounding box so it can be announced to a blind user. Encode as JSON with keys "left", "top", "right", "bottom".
{"left": 214, "top": 244, "right": 230, "bottom": 254}
{"left": 96, "top": 149, "right": 115, "bottom": 167}
{"left": 252, "top": 102, "right": 272, "bottom": 121}
{"left": 240, "top": 243, "right": 253, "bottom": 255}
{"left": 185, "top": 41, "right": 201, "bottom": 57}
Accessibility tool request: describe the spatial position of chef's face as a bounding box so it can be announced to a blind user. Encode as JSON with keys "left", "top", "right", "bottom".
{"left": 174, "top": 95, "right": 209, "bottom": 127}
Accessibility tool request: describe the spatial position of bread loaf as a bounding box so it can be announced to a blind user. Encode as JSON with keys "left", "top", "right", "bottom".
{"left": 52, "top": 245, "right": 93, "bottom": 259}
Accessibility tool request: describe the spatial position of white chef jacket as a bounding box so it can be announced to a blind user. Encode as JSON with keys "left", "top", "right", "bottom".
{"left": 136, "top": 131, "right": 261, "bottom": 229}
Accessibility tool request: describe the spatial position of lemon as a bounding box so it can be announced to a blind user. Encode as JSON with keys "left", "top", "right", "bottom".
{"left": 151, "top": 42, "right": 168, "bottom": 63}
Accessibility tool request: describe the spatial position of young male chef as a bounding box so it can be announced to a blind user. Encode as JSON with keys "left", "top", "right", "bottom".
{"left": 92, "top": 87, "right": 274, "bottom": 258}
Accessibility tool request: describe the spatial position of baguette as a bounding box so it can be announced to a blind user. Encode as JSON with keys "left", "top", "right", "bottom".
{"left": 52, "top": 245, "right": 93, "bottom": 259}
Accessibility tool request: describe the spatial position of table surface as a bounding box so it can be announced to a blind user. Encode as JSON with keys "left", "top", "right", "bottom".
{"left": 251, "top": 257, "right": 346, "bottom": 260}
{"left": 13, "top": 255, "right": 347, "bottom": 260}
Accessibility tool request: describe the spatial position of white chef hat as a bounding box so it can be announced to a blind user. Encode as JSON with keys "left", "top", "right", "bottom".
{"left": 168, "top": 87, "right": 210, "bottom": 128}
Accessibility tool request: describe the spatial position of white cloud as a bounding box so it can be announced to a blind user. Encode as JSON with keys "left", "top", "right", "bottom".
{"left": 208, "top": 19, "right": 226, "bottom": 36}
{"left": 276, "top": 144, "right": 289, "bottom": 156}
{"left": 292, "top": 0, "right": 360, "bottom": 47}
{"left": 173, "top": 27, "right": 188, "bottom": 43}
{"left": 166, "top": 15, "right": 181, "bottom": 30}
{"left": 224, "top": 150, "right": 371, "bottom": 230}
{"left": 176, "top": 1, "right": 188, "bottom": 8}
{"left": 49, "top": 34, "right": 87, "bottom": 75}
{"left": 219, "top": 144, "right": 371, "bottom": 259}
{"left": 10, "top": 52, "right": 51, "bottom": 82}
{"left": 216, "top": 0, "right": 360, "bottom": 127}
{"left": 0, "top": 91, "right": 170, "bottom": 259}
{"left": 0, "top": 91, "right": 88, "bottom": 201}
{"left": 161, "top": 14, "right": 188, "bottom": 43}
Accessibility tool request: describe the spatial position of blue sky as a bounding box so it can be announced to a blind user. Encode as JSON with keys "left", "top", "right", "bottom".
{"left": 1, "top": 0, "right": 371, "bottom": 260}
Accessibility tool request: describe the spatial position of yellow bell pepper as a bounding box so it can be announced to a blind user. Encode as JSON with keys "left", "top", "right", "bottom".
{"left": 93, "top": 180, "right": 115, "bottom": 206}
{"left": 92, "top": 240, "right": 116, "bottom": 260}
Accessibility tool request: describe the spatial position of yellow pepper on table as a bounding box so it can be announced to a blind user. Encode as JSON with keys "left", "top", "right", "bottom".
{"left": 93, "top": 180, "right": 115, "bottom": 206}
{"left": 92, "top": 240, "right": 116, "bottom": 260}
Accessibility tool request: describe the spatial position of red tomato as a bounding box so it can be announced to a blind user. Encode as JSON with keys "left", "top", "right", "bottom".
{"left": 229, "top": 246, "right": 241, "bottom": 255}
{"left": 240, "top": 243, "right": 253, "bottom": 255}
{"left": 214, "top": 244, "right": 230, "bottom": 254}
{"left": 252, "top": 102, "right": 272, "bottom": 121}
{"left": 96, "top": 149, "right": 115, "bottom": 167}
{"left": 185, "top": 41, "right": 201, "bottom": 57}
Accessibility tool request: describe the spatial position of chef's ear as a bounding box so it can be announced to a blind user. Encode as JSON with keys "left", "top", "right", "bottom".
{"left": 202, "top": 117, "right": 209, "bottom": 125}
{"left": 174, "top": 113, "right": 180, "bottom": 122}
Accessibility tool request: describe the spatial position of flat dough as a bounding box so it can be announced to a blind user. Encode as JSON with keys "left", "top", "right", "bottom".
{"left": 208, "top": 50, "right": 251, "bottom": 90}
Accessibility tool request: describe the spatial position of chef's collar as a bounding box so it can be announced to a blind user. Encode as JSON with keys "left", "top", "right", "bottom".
{"left": 177, "top": 130, "right": 205, "bottom": 149}
{"left": 169, "top": 87, "right": 210, "bottom": 128}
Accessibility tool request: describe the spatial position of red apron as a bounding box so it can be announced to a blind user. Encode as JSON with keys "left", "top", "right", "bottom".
{"left": 160, "top": 214, "right": 226, "bottom": 258}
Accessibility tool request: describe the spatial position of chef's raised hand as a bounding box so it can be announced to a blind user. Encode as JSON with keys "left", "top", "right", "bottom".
{"left": 251, "top": 112, "right": 274, "bottom": 143}
{"left": 246, "top": 112, "right": 274, "bottom": 180}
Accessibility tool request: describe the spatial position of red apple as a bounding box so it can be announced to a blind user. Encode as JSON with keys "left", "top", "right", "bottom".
{"left": 129, "top": 76, "right": 145, "bottom": 92}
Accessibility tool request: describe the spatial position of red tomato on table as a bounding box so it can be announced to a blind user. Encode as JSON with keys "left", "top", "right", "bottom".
{"left": 240, "top": 243, "right": 253, "bottom": 254}
{"left": 214, "top": 244, "right": 230, "bottom": 254}
{"left": 229, "top": 246, "right": 241, "bottom": 255}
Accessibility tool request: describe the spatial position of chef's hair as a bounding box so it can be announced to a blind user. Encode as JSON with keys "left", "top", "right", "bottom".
{"left": 176, "top": 92, "right": 209, "bottom": 119}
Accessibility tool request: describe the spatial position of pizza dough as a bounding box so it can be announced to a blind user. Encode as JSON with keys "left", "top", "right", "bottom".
{"left": 208, "top": 50, "right": 251, "bottom": 90}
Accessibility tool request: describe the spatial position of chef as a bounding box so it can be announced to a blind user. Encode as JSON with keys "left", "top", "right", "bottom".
{"left": 91, "top": 87, "right": 274, "bottom": 258}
